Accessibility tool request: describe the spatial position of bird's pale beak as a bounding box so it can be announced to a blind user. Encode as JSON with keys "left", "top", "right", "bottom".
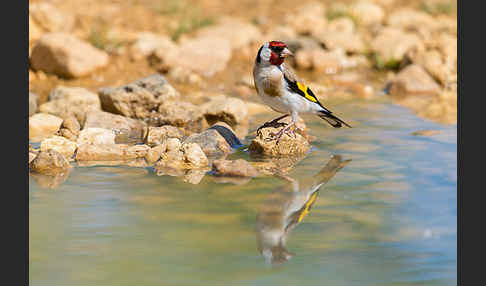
{"left": 280, "top": 47, "right": 294, "bottom": 58}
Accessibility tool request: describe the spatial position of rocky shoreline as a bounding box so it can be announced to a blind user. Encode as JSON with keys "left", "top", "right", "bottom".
{"left": 29, "top": 0, "right": 457, "bottom": 187}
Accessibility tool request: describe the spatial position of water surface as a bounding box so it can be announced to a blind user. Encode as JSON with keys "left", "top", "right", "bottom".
{"left": 30, "top": 96, "right": 457, "bottom": 286}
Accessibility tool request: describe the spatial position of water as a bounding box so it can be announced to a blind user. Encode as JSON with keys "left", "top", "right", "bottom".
{"left": 29, "top": 97, "right": 457, "bottom": 286}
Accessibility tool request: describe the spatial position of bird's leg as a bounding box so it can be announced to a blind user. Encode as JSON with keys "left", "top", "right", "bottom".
{"left": 272, "top": 121, "right": 296, "bottom": 145}
{"left": 257, "top": 114, "right": 289, "bottom": 137}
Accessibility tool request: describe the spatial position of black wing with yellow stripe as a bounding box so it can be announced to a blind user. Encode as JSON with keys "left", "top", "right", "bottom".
{"left": 283, "top": 75, "right": 330, "bottom": 113}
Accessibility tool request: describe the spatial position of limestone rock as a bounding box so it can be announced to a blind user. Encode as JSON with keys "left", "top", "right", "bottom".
{"left": 77, "top": 128, "right": 116, "bottom": 145}
{"left": 144, "top": 126, "right": 183, "bottom": 147}
{"left": 83, "top": 110, "right": 147, "bottom": 143}
{"left": 30, "top": 149, "right": 70, "bottom": 175}
{"left": 313, "top": 18, "right": 365, "bottom": 53}
{"left": 153, "top": 36, "right": 231, "bottom": 78}
{"left": 154, "top": 101, "right": 208, "bottom": 134}
{"left": 29, "top": 113, "right": 63, "bottom": 142}
{"left": 350, "top": 2, "right": 385, "bottom": 25}
{"left": 129, "top": 32, "right": 177, "bottom": 60}
{"left": 202, "top": 96, "right": 249, "bottom": 127}
{"left": 98, "top": 74, "right": 179, "bottom": 119}
{"left": 371, "top": 27, "right": 424, "bottom": 66}
{"left": 59, "top": 115, "right": 81, "bottom": 141}
{"left": 183, "top": 127, "right": 232, "bottom": 158}
{"left": 39, "top": 86, "right": 101, "bottom": 124}
{"left": 284, "top": 2, "right": 327, "bottom": 35}
{"left": 30, "top": 33, "right": 109, "bottom": 78}
{"left": 181, "top": 143, "right": 209, "bottom": 168}
{"left": 29, "top": 92, "right": 38, "bottom": 116}
{"left": 76, "top": 144, "right": 150, "bottom": 161}
{"left": 387, "top": 64, "right": 441, "bottom": 98}
{"left": 212, "top": 159, "right": 259, "bottom": 177}
{"left": 29, "top": 3, "right": 74, "bottom": 34}
{"left": 40, "top": 136, "right": 78, "bottom": 160}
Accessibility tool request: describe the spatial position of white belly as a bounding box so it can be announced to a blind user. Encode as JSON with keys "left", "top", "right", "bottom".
{"left": 260, "top": 90, "right": 316, "bottom": 115}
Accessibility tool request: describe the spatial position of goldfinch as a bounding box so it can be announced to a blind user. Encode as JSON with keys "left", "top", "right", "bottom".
{"left": 253, "top": 41, "right": 351, "bottom": 141}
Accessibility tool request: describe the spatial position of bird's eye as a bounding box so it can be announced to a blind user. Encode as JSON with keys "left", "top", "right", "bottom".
{"left": 272, "top": 46, "right": 284, "bottom": 52}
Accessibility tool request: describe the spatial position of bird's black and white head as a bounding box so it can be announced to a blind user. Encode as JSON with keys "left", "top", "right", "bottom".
{"left": 255, "top": 41, "right": 293, "bottom": 66}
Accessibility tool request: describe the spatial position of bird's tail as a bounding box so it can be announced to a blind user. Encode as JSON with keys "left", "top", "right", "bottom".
{"left": 318, "top": 111, "right": 352, "bottom": 128}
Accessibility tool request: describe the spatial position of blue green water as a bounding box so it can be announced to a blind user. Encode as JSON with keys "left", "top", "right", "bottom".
{"left": 29, "top": 97, "right": 456, "bottom": 285}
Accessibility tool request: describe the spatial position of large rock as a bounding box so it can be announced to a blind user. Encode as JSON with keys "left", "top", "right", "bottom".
{"left": 145, "top": 138, "right": 182, "bottom": 163}
{"left": 144, "top": 126, "right": 183, "bottom": 146}
{"left": 154, "top": 142, "right": 209, "bottom": 173}
{"left": 129, "top": 32, "right": 177, "bottom": 60}
{"left": 387, "top": 8, "right": 436, "bottom": 31}
{"left": 39, "top": 86, "right": 101, "bottom": 124}
{"left": 30, "top": 149, "right": 70, "bottom": 175}
{"left": 411, "top": 50, "right": 456, "bottom": 86}
{"left": 212, "top": 159, "right": 259, "bottom": 177}
{"left": 202, "top": 96, "right": 249, "bottom": 127}
{"left": 284, "top": 2, "right": 327, "bottom": 35}
{"left": 183, "top": 126, "right": 233, "bottom": 158}
{"left": 76, "top": 144, "right": 150, "bottom": 161}
{"left": 153, "top": 36, "right": 231, "bottom": 77}
{"left": 30, "top": 33, "right": 109, "bottom": 78}
{"left": 98, "top": 74, "right": 179, "bottom": 119}
{"left": 195, "top": 17, "right": 262, "bottom": 50}
{"left": 154, "top": 101, "right": 208, "bottom": 134}
{"left": 59, "top": 115, "right": 81, "bottom": 141}
{"left": 371, "top": 27, "right": 424, "bottom": 67}
{"left": 29, "top": 113, "right": 63, "bottom": 142}
{"left": 29, "top": 92, "right": 38, "bottom": 116}
{"left": 40, "top": 136, "right": 78, "bottom": 160}
{"left": 295, "top": 48, "right": 367, "bottom": 73}
{"left": 249, "top": 117, "right": 310, "bottom": 157}
{"left": 313, "top": 18, "right": 365, "bottom": 54}
{"left": 77, "top": 128, "right": 116, "bottom": 145}
{"left": 29, "top": 3, "right": 74, "bottom": 34}
{"left": 83, "top": 110, "right": 147, "bottom": 143}
{"left": 350, "top": 2, "right": 385, "bottom": 25}
{"left": 387, "top": 64, "right": 441, "bottom": 98}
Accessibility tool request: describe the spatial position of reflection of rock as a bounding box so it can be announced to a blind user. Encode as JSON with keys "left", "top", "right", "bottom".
{"left": 76, "top": 158, "right": 150, "bottom": 168}
{"left": 209, "top": 176, "right": 253, "bottom": 185}
{"left": 212, "top": 159, "right": 259, "bottom": 178}
{"left": 98, "top": 74, "right": 179, "bottom": 119}
{"left": 30, "top": 169, "right": 71, "bottom": 189}
{"left": 249, "top": 117, "right": 310, "bottom": 157}
{"left": 251, "top": 155, "right": 307, "bottom": 176}
{"left": 256, "top": 155, "right": 350, "bottom": 264}
{"left": 30, "top": 149, "right": 71, "bottom": 175}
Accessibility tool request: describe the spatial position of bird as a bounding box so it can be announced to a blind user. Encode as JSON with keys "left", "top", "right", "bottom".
{"left": 256, "top": 155, "right": 351, "bottom": 264}
{"left": 253, "top": 41, "right": 351, "bottom": 142}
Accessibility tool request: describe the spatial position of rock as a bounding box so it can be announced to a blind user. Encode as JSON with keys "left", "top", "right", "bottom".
{"left": 144, "top": 126, "right": 183, "bottom": 146}
{"left": 284, "top": 2, "right": 327, "bottom": 35}
{"left": 30, "top": 33, "right": 109, "bottom": 78}
{"left": 98, "top": 74, "right": 179, "bottom": 119}
{"left": 153, "top": 36, "right": 231, "bottom": 77}
{"left": 145, "top": 137, "right": 182, "bottom": 164}
{"left": 411, "top": 49, "right": 455, "bottom": 86}
{"left": 168, "top": 67, "right": 205, "bottom": 87}
{"left": 29, "top": 3, "right": 74, "bottom": 34}
{"left": 40, "top": 136, "right": 78, "bottom": 160}
{"left": 412, "top": 130, "right": 441, "bottom": 136}
{"left": 202, "top": 96, "right": 249, "bottom": 127}
{"left": 30, "top": 149, "right": 70, "bottom": 175}
{"left": 129, "top": 32, "right": 177, "bottom": 60}
{"left": 313, "top": 18, "right": 365, "bottom": 53}
{"left": 212, "top": 159, "right": 259, "bottom": 177}
{"left": 350, "top": 2, "right": 385, "bottom": 25}
{"left": 77, "top": 128, "right": 116, "bottom": 145}
{"left": 331, "top": 72, "right": 375, "bottom": 98}
{"left": 145, "top": 144, "right": 166, "bottom": 163}
{"left": 154, "top": 101, "right": 208, "bottom": 134}
{"left": 371, "top": 27, "right": 424, "bottom": 66}
{"left": 183, "top": 127, "right": 232, "bottom": 158}
{"left": 181, "top": 143, "right": 209, "bottom": 168}
{"left": 387, "top": 64, "right": 441, "bottom": 98}
{"left": 29, "top": 92, "right": 38, "bottom": 116}
{"left": 59, "top": 115, "right": 81, "bottom": 141}
{"left": 246, "top": 102, "right": 271, "bottom": 116}
{"left": 387, "top": 8, "right": 436, "bottom": 31}
{"left": 29, "top": 152, "right": 37, "bottom": 164}
{"left": 29, "top": 14, "right": 43, "bottom": 43}
{"left": 38, "top": 86, "right": 101, "bottom": 124}
{"left": 29, "top": 113, "right": 63, "bottom": 142}
{"left": 76, "top": 144, "right": 150, "bottom": 161}
{"left": 83, "top": 110, "right": 147, "bottom": 143}
{"left": 30, "top": 170, "right": 71, "bottom": 189}
{"left": 265, "top": 26, "right": 298, "bottom": 42}
{"left": 195, "top": 17, "right": 262, "bottom": 50}
{"left": 295, "top": 48, "right": 365, "bottom": 73}
{"left": 249, "top": 118, "right": 310, "bottom": 157}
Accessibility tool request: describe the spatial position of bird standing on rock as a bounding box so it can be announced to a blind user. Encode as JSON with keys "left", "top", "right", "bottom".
{"left": 253, "top": 41, "right": 351, "bottom": 142}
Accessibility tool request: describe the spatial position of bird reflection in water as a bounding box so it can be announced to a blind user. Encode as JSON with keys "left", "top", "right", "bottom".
{"left": 256, "top": 155, "right": 351, "bottom": 264}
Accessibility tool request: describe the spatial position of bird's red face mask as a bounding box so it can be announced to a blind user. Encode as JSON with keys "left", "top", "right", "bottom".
{"left": 268, "top": 41, "right": 293, "bottom": 66}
